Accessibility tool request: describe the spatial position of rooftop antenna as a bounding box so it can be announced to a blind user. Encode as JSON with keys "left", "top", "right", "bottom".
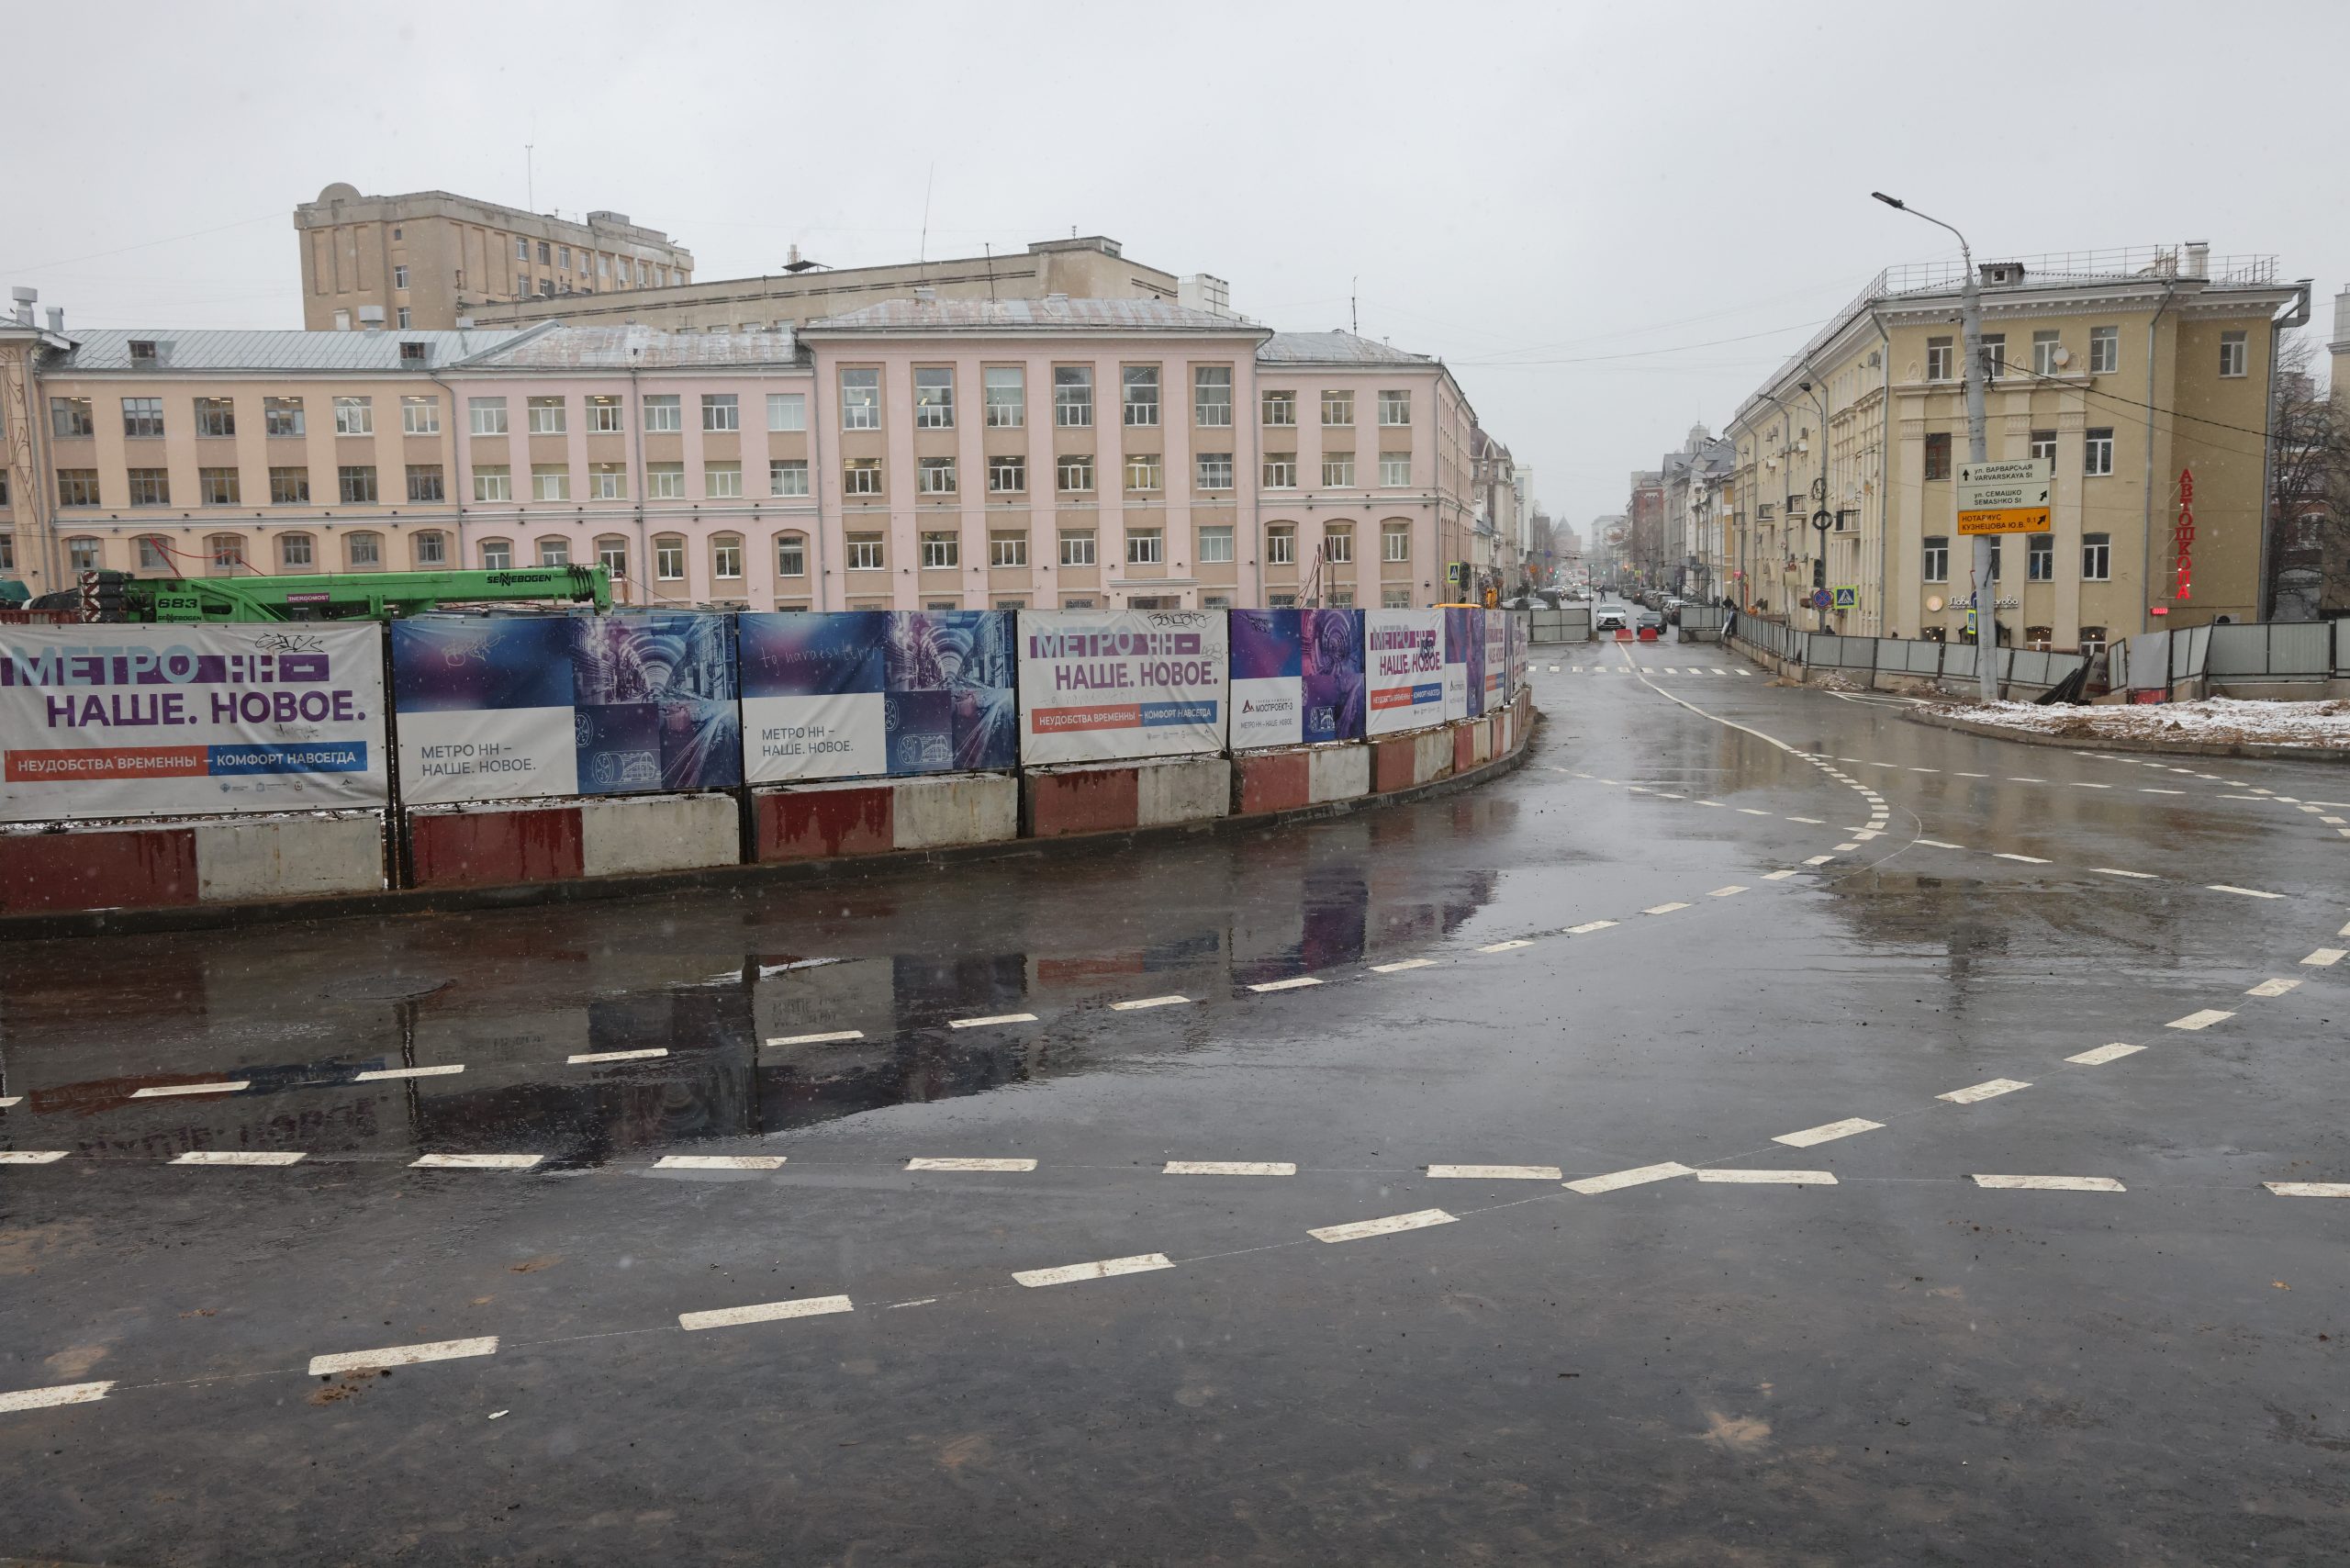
{"left": 524, "top": 140, "right": 535, "bottom": 211}
{"left": 1350, "top": 276, "right": 1359, "bottom": 335}
{"left": 984, "top": 241, "right": 997, "bottom": 300}
{"left": 918, "top": 162, "right": 934, "bottom": 266}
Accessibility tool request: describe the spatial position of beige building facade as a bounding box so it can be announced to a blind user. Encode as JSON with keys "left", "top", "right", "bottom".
{"left": 1727, "top": 246, "right": 2307, "bottom": 651}
{"left": 295, "top": 183, "right": 696, "bottom": 332}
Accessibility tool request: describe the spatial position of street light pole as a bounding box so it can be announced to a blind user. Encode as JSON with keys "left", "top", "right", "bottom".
{"left": 1799, "top": 377, "right": 1833, "bottom": 633}
{"left": 1873, "top": 192, "right": 1997, "bottom": 704}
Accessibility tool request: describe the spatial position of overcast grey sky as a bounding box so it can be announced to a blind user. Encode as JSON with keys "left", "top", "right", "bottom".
{"left": 11, "top": 0, "right": 2347, "bottom": 531}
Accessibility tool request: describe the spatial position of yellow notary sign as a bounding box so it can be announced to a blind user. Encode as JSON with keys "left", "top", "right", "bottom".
{"left": 1955, "top": 457, "right": 2053, "bottom": 535}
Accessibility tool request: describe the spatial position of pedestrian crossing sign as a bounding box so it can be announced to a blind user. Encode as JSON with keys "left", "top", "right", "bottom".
{"left": 1832, "top": 587, "right": 1857, "bottom": 609}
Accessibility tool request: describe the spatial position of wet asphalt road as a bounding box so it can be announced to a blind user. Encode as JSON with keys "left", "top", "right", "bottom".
{"left": 5, "top": 642, "right": 2349, "bottom": 1566}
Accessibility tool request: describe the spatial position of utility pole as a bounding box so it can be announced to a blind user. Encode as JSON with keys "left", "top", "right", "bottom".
{"left": 1874, "top": 193, "right": 1997, "bottom": 702}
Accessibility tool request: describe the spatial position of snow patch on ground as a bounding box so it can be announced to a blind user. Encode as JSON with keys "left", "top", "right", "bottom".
{"left": 1928, "top": 697, "right": 2350, "bottom": 752}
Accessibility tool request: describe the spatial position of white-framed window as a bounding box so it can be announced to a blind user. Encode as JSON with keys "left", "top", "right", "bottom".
{"left": 392, "top": 263, "right": 408, "bottom": 290}
{"left": 775, "top": 533, "right": 807, "bottom": 577}
{"left": 532, "top": 465, "right": 570, "bottom": 500}
{"left": 1126, "top": 528, "right": 1164, "bottom": 565}
{"left": 587, "top": 395, "right": 624, "bottom": 432}
{"left": 2085, "top": 428, "right": 2115, "bottom": 476}
{"left": 1326, "top": 589, "right": 1354, "bottom": 609}
{"left": 133, "top": 535, "right": 167, "bottom": 571}
{"left": 767, "top": 392, "right": 807, "bottom": 431}
{"left": 2031, "top": 430, "right": 2057, "bottom": 465}
{"left": 1382, "top": 521, "right": 1411, "bottom": 562}
{"left": 1059, "top": 530, "right": 1096, "bottom": 566}
{"left": 990, "top": 532, "right": 1028, "bottom": 567}
{"left": 199, "top": 467, "right": 241, "bottom": 505}
{"left": 204, "top": 534, "right": 243, "bottom": 575}
{"left": 279, "top": 532, "right": 314, "bottom": 569}
{"left": 712, "top": 534, "right": 744, "bottom": 578}
{"left": 415, "top": 531, "right": 447, "bottom": 566}
{"left": 914, "top": 367, "right": 955, "bottom": 429}
{"left": 407, "top": 465, "right": 444, "bottom": 503}
{"left": 1057, "top": 453, "right": 1094, "bottom": 492}
{"left": 1379, "top": 452, "right": 1411, "bottom": 487}
{"left": 1195, "top": 453, "right": 1233, "bottom": 490}
{"left": 1324, "top": 525, "right": 1353, "bottom": 565}
{"left": 984, "top": 367, "right": 1024, "bottom": 428}
{"left": 1198, "top": 525, "right": 1234, "bottom": 563}
{"left": 333, "top": 396, "right": 372, "bottom": 436}
{"left": 647, "top": 463, "right": 686, "bottom": 498}
{"left": 1263, "top": 454, "right": 1297, "bottom": 488}
{"left": 2220, "top": 330, "right": 2248, "bottom": 377}
{"left": 922, "top": 532, "right": 959, "bottom": 569}
{"left": 2026, "top": 532, "right": 2054, "bottom": 581}
{"left": 481, "top": 538, "right": 513, "bottom": 570}
{"left": 770, "top": 459, "right": 810, "bottom": 497}
{"left": 1383, "top": 588, "right": 1412, "bottom": 608}
{"left": 1321, "top": 389, "right": 1354, "bottom": 427}
{"left": 396, "top": 308, "right": 412, "bottom": 329}
{"left": 473, "top": 465, "right": 511, "bottom": 501}
{"left": 705, "top": 461, "right": 743, "bottom": 498}
{"left": 536, "top": 536, "right": 570, "bottom": 567}
{"left": 347, "top": 532, "right": 383, "bottom": 569}
{"left": 1267, "top": 525, "right": 1296, "bottom": 566}
{"left": 264, "top": 396, "right": 303, "bottom": 437}
{"left": 1123, "top": 364, "right": 1159, "bottom": 427}
{"left": 2082, "top": 532, "right": 2111, "bottom": 580}
{"left": 919, "top": 457, "right": 958, "bottom": 496}
{"left": 847, "top": 532, "right": 885, "bottom": 570}
{"left": 337, "top": 465, "right": 377, "bottom": 503}
{"left": 1054, "top": 365, "right": 1093, "bottom": 427}
{"left": 1125, "top": 453, "right": 1162, "bottom": 491}
{"left": 845, "top": 458, "right": 883, "bottom": 496}
{"left": 2031, "top": 330, "right": 2061, "bottom": 376}
{"left": 989, "top": 454, "right": 1026, "bottom": 494}
{"left": 1261, "top": 389, "right": 1297, "bottom": 427}
{"left": 1926, "top": 337, "right": 1953, "bottom": 381}
{"left": 841, "top": 368, "right": 881, "bottom": 430}
{"left": 469, "top": 397, "right": 508, "bottom": 435}
{"left": 527, "top": 397, "right": 565, "bottom": 435}
{"left": 193, "top": 397, "right": 234, "bottom": 437}
{"left": 1322, "top": 453, "right": 1355, "bottom": 487}
{"left": 701, "top": 393, "right": 739, "bottom": 432}
{"left": 269, "top": 467, "right": 308, "bottom": 504}
{"left": 558, "top": 245, "right": 571, "bottom": 270}
{"left": 1377, "top": 389, "right": 1410, "bottom": 426}
{"left": 395, "top": 394, "right": 438, "bottom": 435}
{"left": 2088, "top": 325, "right": 2120, "bottom": 375}
{"left": 1194, "top": 365, "right": 1233, "bottom": 427}
{"left": 643, "top": 535, "right": 681, "bottom": 581}
{"left": 1979, "top": 333, "right": 2006, "bottom": 381}
{"left": 1922, "top": 535, "right": 1949, "bottom": 582}
{"left": 643, "top": 395, "right": 681, "bottom": 432}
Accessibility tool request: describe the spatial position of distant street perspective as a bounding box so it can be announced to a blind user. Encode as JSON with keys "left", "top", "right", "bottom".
{"left": 8, "top": 5, "right": 2350, "bottom": 1564}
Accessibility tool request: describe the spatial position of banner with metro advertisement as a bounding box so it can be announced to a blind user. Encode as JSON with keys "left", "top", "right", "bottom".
{"left": 738, "top": 610, "right": 1018, "bottom": 782}
{"left": 1362, "top": 609, "right": 1447, "bottom": 736}
{"left": 1016, "top": 609, "right": 1227, "bottom": 765}
{"left": 1506, "top": 610, "right": 1528, "bottom": 703}
{"left": 0, "top": 622, "right": 387, "bottom": 822}
{"left": 1483, "top": 608, "right": 1508, "bottom": 712}
{"left": 1228, "top": 608, "right": 1366, "bottom": 751}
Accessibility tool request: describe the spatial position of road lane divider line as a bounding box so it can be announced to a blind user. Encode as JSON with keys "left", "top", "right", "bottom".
{"left": 1566, "top": 920, "right": 1619, "bottom": 934}
{"left": 1110, "top": 994, "right": 1192, "bottom": 1011}
{"left": 1427, "top": 1164, "right": 1562, "bottom": 1181}
{"left": 1803, "top": 856, "right": 1835, "bottom": 866}
{"left": 1696, "top": 1170, "right": 1837, "bottom": 1185}
{"left": 1708, "top": 886, "right": 1747, "bottom": 897}
{"left": 1013, "top": 1254, "right": 1172, "bottom": 1288}
{"left": 2165, "top": 1009, "right": 2235, "bottom": 1031}
{"left": 2266, "top": 1182, "right": 2350, "bottom": 1198}
{"left": 1164, "top": 1160, "right": 1295, "bottom": 1176}
{"left": 1970, "top": 1174, "right": 2125, "bottom": 1193}
{"left": 1993, "top": 853, "right": 2051, "bottom": 864}
{"left": 172, "top": 1151, "right": 306, "bottom": 1167}
{"left": 1762, "top": 869, "right": 1799, "bottom": 880}
{"left": 1641, "top": 902, "right": 1689, "bottom": 915}
{"left": 1786, "top": 816, "right": 1826, "bottom": 824}
{"left": 2245, "top": 978, "right": 2302, "bottom": 997}
{"left": 2093, "top": 868, "right": 2160, "bottom": 879}
{"left": 1566, "top": 1161, "right": 1694, "bottom": 1195}
{"left": 2067, "top": 1043, "right": 2143, "bottom": 1066}
{"left": 1310, "top": 1209, "right": 1457, "bottom": 1244}
{"left": 679, "top": 1295, "right": 854, "bottom": 1329}
{"left": 2209, "top": 885, "right": 2284, "bottom": 899}
{"left": 1248, "top": 977, "right": 1323, "bottom": 992}
{"left": 655, "top": 1155, "right": 786, "bottom": 1170}
{"left": 1369, "top": 958, "right": 1437, "bottom": 973}
{"left": 0, "top": 1151, "right": 70, "bottom": 1164}
{"left": 946, "top": 1013, "right": 1039, "bottom": 1028}
{"left": 410, "top": 1153, "right": 543, "bottom": 1170}
{"left": 130, "top": 1081, "right": 250, "bottom": 1099}
{"left": 354, "top": 1065, "right": 464, "bottom": 1081}
{"left": 905, "top": 1157, "right": 1037, "bottom": 1172}
{"left": 1477, "top": 939, "right": 1537, "bottom": 952}
{"left": 767, "top": 1030, "right": 864, "bottom": 1047}
{"left": 308, "top": 1337, "right": 498, "bottom": 1377}
{"left": 2301, "top": 949, "right": 2346, "bottom": 967}
{"left": 567, "top": 1049, "right": 668, "bottom": 1065}
{"left": 1938, "top": 1078, "right": 2031, "bottom": 1104}
{"left": 0, "top": 1381, "right": 113, "bottom": 1415}
{"left": 1775, "top": 1118, "right": 1883, "bottom": 1148}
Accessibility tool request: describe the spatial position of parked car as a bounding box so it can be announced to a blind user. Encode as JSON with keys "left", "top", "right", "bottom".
{"left": 1636, "top": 608, "right": 1664, "bottom": 631}
{"left": 1595, "top": 608, "right": 1628, "bottom": 632}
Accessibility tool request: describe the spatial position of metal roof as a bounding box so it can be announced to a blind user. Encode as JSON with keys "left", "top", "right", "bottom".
{"left": 44, "top": 327, "right": 541, "bottom": 373}
{"left": 802, "top": 297, "right": 1259, "bottom": 333}
{"left": 1256, "top": 330, "right": 1436, "bottom": 366}
{"left": 464, "top": 324, "right": 803, "bottom": 369}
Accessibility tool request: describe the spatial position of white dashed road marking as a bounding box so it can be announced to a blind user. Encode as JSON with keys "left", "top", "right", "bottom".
{"left": 679, "top": 1295, "right": 854, "bottom": 1329}
{"left": 905, "top": 1157, "right": 1036, "bottom": 1172}
{"left": 354, "top": 1064, "right": 464, "bottom": 1081}
{"left": 568, "top": 1049, "right": 667, "bottom": 1065}
{"left": 2166, "top": 1009, "right": 2235, "bottom": 1031}
{"left": 411, "top": 1153, "right": 543, "bottom": 1170}
{"left": 1477, "top": 939, "right": 1536, "bottom": 952}
{"left": 1164, "top": 1160, "right": 1295, "bottom": 1176}
{"left": 655, "top": 1155, "right": 786, "bottom": 1170}
{"left": 1370, "top": 958, "right": 1436, "bottom": 973}
{"left": 130, "top": 1081, "right": 250, "bottom": 1099}
{"left": 1708, "top": 886, "right": 1747, "bottom": 897}
{"left": 2208, "top": 885, "right": 2284, "bottom": 900}
{"left": 308, "top": 1337, "right": 498, "bottom": 1377}
{"left": 1427, "top": 1164, "right": 1562, "bottom": 1181}
{"left": 1787, "top": 816, "right": 1826, "bottom": 824}
{"left": 947, "top": 1013, "right": 1039, "bottom": 1028}
{"left": 2067, "top": 1043, "right": 2143, "bottom": 1066}
{"left": 1938, "top": 1078, "right": 2031, "bottom": 1104}
{"left": 2093, "top": 868, "right": 2160, "bottom": 879}
{"left": 1310, "top": 1208, "right": 1457, "bottom": 1244}
{"left": 1566, "top": 1161, "right": 1695, "bottom": 1195}
{"left": 1013, "top": 1254, "right": 1173, "bottom": 1288}
{"left": 2302, "top": 949, "right": 2346, "bottom": 968}
{"left": 0, "top": 1381, "right": 113, "bottom": 1415}
{"left": 1696, "top": 1169, "right": 1837, "bottom": 1185}
{"left": 1110, "top": 994, "right": 1192, "bottom": 1011}
{"left": 1641, "top": 902, "right": 1689, "bottom": 915}
{"left": 1971, "top": 1174, "right": 2125, "bottom": 1193}
{"left": 0, "top": 1151, "right": 68, "bottom": 1165}
{"left": 1918, "top": 839, "right": 1965, "bottom": 849}
{"left": 1775, "top": 1118, "right": 1882, "bottom": 1148}
{"left": 1566, "top": 920, "right": 1619, "bottom": 934}
{"left": 1803, "top": 855, "right": 1835, "bottom": 866}
{"left": 2266, "top": 1182, "right": 2350, "bottom": 1198}
{"left": 1248, "top": 977, "right": 1323, "bottom": 992}
{"left": 767, "top": 1030, "right": 864, "bottom": 1047}
{"left": 1762, "top": 869, "right": 1798, "bottom": 880}
{"left": 172, "top": 1151, "right": 306, "bottom": 1167}
{"left": 1993, "top": 853, "right": 2051, "bottom": 864}
{"left": 2245, "top": 977, "right": 2302, "bottom": 997}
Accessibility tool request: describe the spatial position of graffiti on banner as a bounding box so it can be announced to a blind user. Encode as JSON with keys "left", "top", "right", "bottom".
{"left": 1362, "top": 609, "right": 1446, "bottom": 736}
{"left": 739, "top": 610, "right": 1017, "bottom": 781}
{"left": 0, "top": 622, "right": 386, "bottom": 821}
{"left": 392, "top": 613, "right": 740, "bottom": 803}
{"left": 1016, "top": 609, "right": 1227, "bottom": 765}
{"left": 1229, "top": 609, "right": 1365, "bottom": 750}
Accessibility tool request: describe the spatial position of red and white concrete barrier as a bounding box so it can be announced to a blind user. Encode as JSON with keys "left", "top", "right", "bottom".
{"left": 0, "top": 813, "right": 384, "bottom": 914}
{"left": 1025, "top": 756, "right": 1233, "bottom": 839}
{"left": 1230, "top": 745, "right": 1373, "bottom": 813}
{"left": 408, "top": 792, "right": 736, "bottom": 890}
{"left": 754, "top": 774, "right": 1019, "bottom": 862}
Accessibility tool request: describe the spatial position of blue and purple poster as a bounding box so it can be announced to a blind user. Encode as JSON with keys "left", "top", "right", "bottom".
{"left": 1229, "top": 609, "right": 1365, "bottom": 750}
{"left": 1443, "top": 608, "right": 1480, "bottom": 721}
{"left": 392, "top": 612, "right": 740, "bottom": 803}
{"left": 740, "top": 610, "right": 1017, "bottom": 781}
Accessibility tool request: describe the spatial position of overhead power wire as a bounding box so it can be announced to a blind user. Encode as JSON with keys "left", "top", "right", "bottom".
{"left": 3, "top": 212, "right": 284, "bottom": 276}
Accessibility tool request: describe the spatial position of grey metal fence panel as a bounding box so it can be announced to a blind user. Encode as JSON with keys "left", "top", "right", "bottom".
{"left": 2108, "top": 638, "right": 2129, "bottom": 691}
{"left": 1807, "top": 633, "right": 1873, "bottom": 670}
{"left": 1944, "top": 644, "right": 1978, "bottom": 679}
{"left": 2270, "top": 622, "right": 2332, "bottom": 676}
{"left": 2206, "top": 624, "right": 2266, "bottom": 677}
{"left": 2010, "top": 650, "right": 2052, "bottom": 687}
{"left": 2184, "top": 624, "right": 2210, "bottom": 678}
{"left": 2337, "top": 618, "right": 2350, "bottom": 677}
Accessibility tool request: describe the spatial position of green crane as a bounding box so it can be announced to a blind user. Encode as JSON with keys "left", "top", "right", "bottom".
{"left": 39, "top": 566, "right": 613, "bottom": 623}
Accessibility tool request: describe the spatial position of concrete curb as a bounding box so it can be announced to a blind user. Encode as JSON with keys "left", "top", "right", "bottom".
{"left": 1901, "top": 706, "right": 2350, "bottom": 764}
{"left": 0, "top": 712, "right": 1542, "bottom": 943}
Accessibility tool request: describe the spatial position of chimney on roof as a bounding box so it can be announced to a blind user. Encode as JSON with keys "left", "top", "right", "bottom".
{"left": 9, "top": 286, "right": 32, "bottom": 326}
{"left": 2183, "top": 241, "right": 2210, "bottom": 279}
{"left": 46, "top": 307, "right": 63, "bottom": 334}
